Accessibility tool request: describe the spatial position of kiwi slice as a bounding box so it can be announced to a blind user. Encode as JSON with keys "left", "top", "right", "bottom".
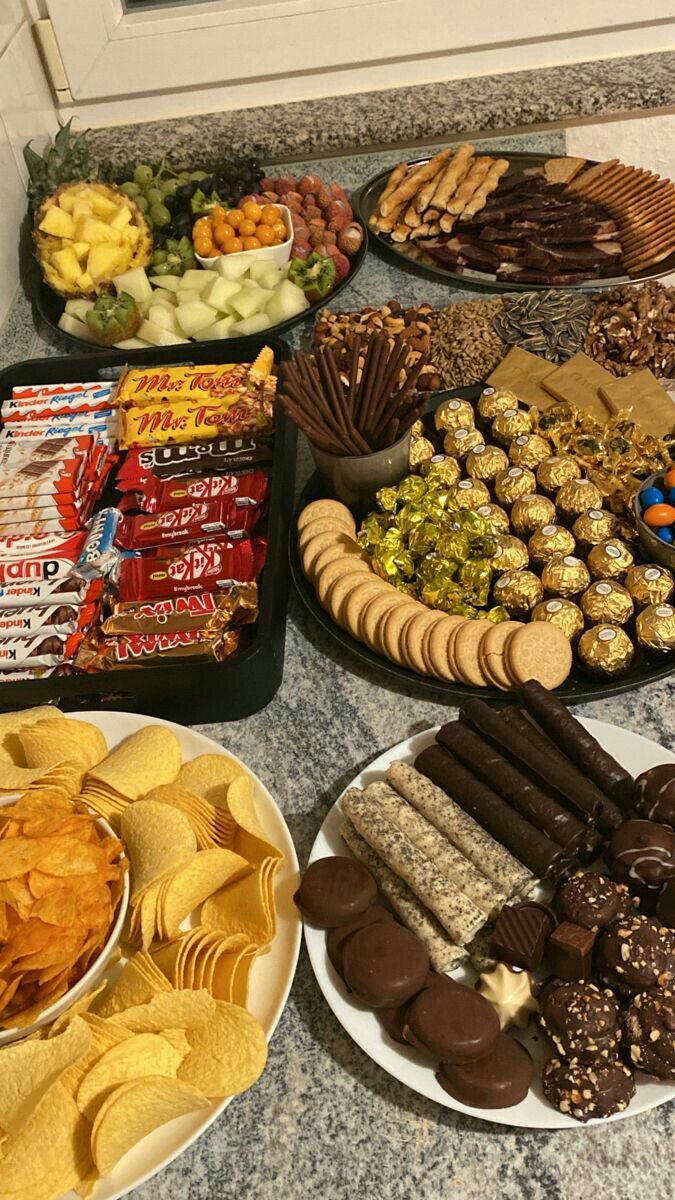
{"left": 289, "top": 252, "right": 337, "bottom": 303}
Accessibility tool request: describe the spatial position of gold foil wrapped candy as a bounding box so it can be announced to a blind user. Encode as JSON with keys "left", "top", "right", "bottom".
{"left": 435, "top": 397, "right": 475, "bottom": 432}
{"left": 541, "top": 554, "right": 591, "bottom": 598}
{"left": 510, "top": 494, "right": 557, "bottom": 539}
{"left": 443, "top": 426, "right": 485, "bottom": 459}
{"left": 478, "top": 386, "right": 518, "bottom": 420}
{"left": 491, "top": 534, "right": 529, "bottom": 573}
{"left": 493, "top": 570, "right": 543, "bottom": 616}
{"left": 587, "top": 538, "right": 634, "bottom": 581}
{"left": 421, "top": 454, "right": 462, "bottom": 487}
{"left": 476, "top": 503, "right": 511, "bottom": 535}
{"left": 536, "top": 455, "right": 582, "bottom": 494}
{"left": 492, "top": 408, "right": 533, "bottom": 445}
{"left": 578, "top": 624, "right": 635, "bottom": 676}
{"left": 508, "top": 434, "right": 552, "bottom": 470}
{"left": 580, "top": 580, "right": 634, "bottom": 626}
{"left": 532, "top": 597, "right": 585, "bottom": 641}
{"left": 625, "top": 563, "right": 675, "bottom": 609}
{"left": 572, "top": 508, "right": 618, "bottom": 547}
{"left": 528, "top": 524, "right": 576, "bottom": 565}
{"left": 556, "top": 477, "right": 604, "bottom": 520}
{"left": 494, "top": 465, "right": 537, "bottom": 506}
{"left": 636, "top": 603, "right": 675, "bottom": 652}
{"left": 466, "top": 443, "right": 509, "bottom": 481}
{"left": 409, "top": 432, "right": 436, "bottom": 470}
{"left": 448, "top": 478, "right": 491, "bottom": 510}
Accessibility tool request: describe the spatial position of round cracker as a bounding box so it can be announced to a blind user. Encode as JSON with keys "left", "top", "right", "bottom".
{"left": 479, "top": 620, "right": 523, "bottom": 691}
{"left": 310, "top": 539, "right": 366, "bottom": 583}
{"left": 297, "top": 500, "right": 356, "bottom": 534}
{"left": 316, "top": 558, "right": 372, "bottom": 609}
{"left": 506, "top": 622, "right": 573, "bottom": 689}
{"left": 452, "top": 620, "right": 492, "bottom": 687}
{"left": 302, "top": 531, "right": 361, "bottom": 583}
{"left": 326, "top": 572, "right": 378, "bottom": 628}
{"left": 421, "top": 610, "right": 455, "bottom": 675}
{"left": 341, "top": 578, "right": 391, "bottom": 640}
{"left": 446, "top": 620, "right": 467, "bottom": 681}
{"left": 380, "top": 602, "right": 423, "bottom": 666}
{"left": 401, "top": 608, "right": 445, "bottom": 676}
{"left": 299, "top": 517, "right": 351, "bottom": 553}
{"left": 426, "top": 616, "right": 464, "bottom": 682}
{"left": 360, "top": 589, "right": 410, "bottom": 653}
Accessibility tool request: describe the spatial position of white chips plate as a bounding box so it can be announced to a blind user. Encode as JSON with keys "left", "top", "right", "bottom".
{"left": 304, "top": 717, "right": 675, "bottom": 1128}
{"left": 51, "top": 711, "right": 302, "bottom": 1199}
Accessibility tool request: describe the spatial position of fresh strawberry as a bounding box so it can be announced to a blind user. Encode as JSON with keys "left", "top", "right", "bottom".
{"left": 332, "top": 253, "right": 350, "bottom": 283}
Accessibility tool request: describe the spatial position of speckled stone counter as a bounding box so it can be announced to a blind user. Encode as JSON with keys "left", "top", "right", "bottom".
{"left": 2, "top": 130, "right": 674, "bottom": 1200}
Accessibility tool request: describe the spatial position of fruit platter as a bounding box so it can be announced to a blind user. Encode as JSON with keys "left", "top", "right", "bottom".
{"left": 26, "top": 123, "right": 366, "bottom": 355}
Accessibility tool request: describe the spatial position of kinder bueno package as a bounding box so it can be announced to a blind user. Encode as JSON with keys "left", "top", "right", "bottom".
{"left": 0, "top": 603, "right": 97, "bottom": 639}
{"left": 0, "top": 631, "right": 82, "bottom": 670}
{"left": 0, "top": 531, "right": 104, "bottom": 609}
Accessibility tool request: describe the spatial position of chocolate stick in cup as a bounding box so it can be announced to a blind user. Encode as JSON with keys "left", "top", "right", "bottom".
{"left": 518, "top": 679, "right": 634, "bottom": 812}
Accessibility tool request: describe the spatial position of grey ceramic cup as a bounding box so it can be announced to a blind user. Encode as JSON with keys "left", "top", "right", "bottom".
{"left": 634, "top": 470, "right": 675, "bottom": 571}
{"left": 310, "top": 429, "right": 412, "bottom": 506}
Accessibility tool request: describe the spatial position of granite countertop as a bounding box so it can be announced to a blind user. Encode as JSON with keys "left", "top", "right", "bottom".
{"left": 2, "top": 131, "right": 673, "bottom": 1200}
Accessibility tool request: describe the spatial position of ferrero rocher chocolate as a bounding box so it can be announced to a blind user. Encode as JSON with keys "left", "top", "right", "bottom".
{"left": 511, "top": 494, "right": 557, "bottom": 539}
{"left": 532, "top": 597, "right": 585, "bottom": 641}
{"left": 434, "top": 397, "right": 475, "bottom": 432}
{"left": 476, "top": 503, "right": 511, "bottom": 535}
{"left": 448, "top": 478, "right": 491, "bottom": 510}
{"left": 465, "top": 443, "right": 508, "bottom": 481}
{"left": 555, "top": 477, "right": 604, "bottom": 520}
{"left": 587, "top": 538, "right": 634, "bottom": 581}
{"left": 492, "top": 408, "right": 533, "bottom": 445}
{"left": 528, "top": 524, "right": 576, "bottom": 565}
{"left": 478, "top": 386, "right": 518, "bottom": 420}
{"left": 580, "top": 580, "right": 634, "bottom": 626}
{"left": 493, "top": 570, "right": 543, "bottom": 616}
{"left": 421, "top": 454, "right": 462, "bottom": 487}
{"left": 636, "top": 603, "right": 675, "bottom": 652}
{"left": 409, "top": 433, "right": 436, "bottom": 470}
{"left": 508, "top": 434, "right": 552, "bottom": 470}
{"left": 494, "top": 465, "right": 537, "bottom": 506}
{"left": 491, "top": 534, "right": 529, "bottom": 573}
{"left": 541, "top": 554, "right": 591, "bottom": 598}
{"left": 578, "top": 624, "right": 635, "bottom": 676}
{"left": 536, "top": 455, "right": 582, "bottom": 494}
{"left": 572, "top": 508, "right": 618, "bottom": 547}
{"left": 625, "top": 564, "right": 675, "bottom": 609}
{"left": 443, "top": 427, "right": 485, "bottom": 459}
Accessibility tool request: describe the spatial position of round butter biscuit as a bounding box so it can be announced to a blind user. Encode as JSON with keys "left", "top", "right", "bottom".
{"left": 316, "top": 558, "right": 372, "bottom": 609}
{"left": 506, "top": 622, "right": 573, "bottom": 689}
{"left": 297, "top": 500, "right": 356, "bottom": 535}
{"left": 426, "top": 615, "right": 464, "bottom": 682}
{"left": 299, "top": 517, "right": 351, "bottom": 553}
{"left": 360, "top": 590, "right": 411, "bottom": 654}
{"left": 303, "top": 531, "right": 363, "bottom": 583}
{"left": 452, "top": 620, "right": 492, "bottom": 688}
{"left": 479, "top": 620, "right": 523, "bottom": 691}
{"left": 381, "top": 601, "right": 424, "bottom": 666}
{"left": 341, "top": 579, "right": 391, "bottom": 641}
{"left": 402, "top": 609, "right": 446, "bottom": 676}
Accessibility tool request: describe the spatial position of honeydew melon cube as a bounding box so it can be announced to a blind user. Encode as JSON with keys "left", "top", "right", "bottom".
{"left": 194, "top": 316, "right": 236, "bottom": 341}
{"left": 214, "top": 256, "right": 250, "bottom": 282}
{"left": 175, "top": 300, "right": 219, "bottom": 337}
{"left": 257, "top": 265, "right": 283, "bottom": 291}
{"left": 229, "top": 287, "right": 272, "bottom": 320}
{"left": 113, "top": 267, "right": 153, "bottom": 306}
{"left": 178, "top": 269, "right": 212, "bottom": 293}
{"left": 148, "top": 304, "right": 180, "bottom": 334}
{"left": 137, "top": 319, "right": 189, "bottom": 347}
{"left": 149, "top": 289, "right": 178, "bottom": 309}
{"left": 58, "top": 312, "right": 97, "bottom": 342}
{"left": 232, "top": 314, "right": 273, "bottom": 336}
{"left": 149, "top": 275, "right": 182, "bottom": 292}
{"left": 266, "top": 280, "right": 310, "bottom": 326}
{"left": 114, "top": 337, "right": 151, "bottom": 349}
{"left": 174, "top": 288, "right": 201, "bottom": 306}
{"left": 200, "top": 275, "right": 241, "bottom": 311}
{"left": 248, "top": 261, "right": 273, "bottom": 284}
{"left": 64, "top": 298, "right": 95, "bottom": 321}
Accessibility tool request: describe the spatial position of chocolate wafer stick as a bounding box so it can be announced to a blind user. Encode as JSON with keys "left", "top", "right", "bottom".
{"left": 320, "top": 345, "right": 372, "bottom": 454}
{"left": 364, "top": 337, "right": 410, "bottom": 436}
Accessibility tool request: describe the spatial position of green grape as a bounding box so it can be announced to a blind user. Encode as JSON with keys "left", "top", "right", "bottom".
{"left": 121, "top": 181, "right": 140, "bottom": 198}
{"left": 178, "top": 172, "right": 190, "bottom": 184}
{"left": 135, "top": 194, "right": 149, "bottom": 213}
{"left": 189, "top": 170, "right": 207, "bottom": 181}
{"left": 150, "top": 202, "right": 171, "bottom": 227}
{"left": 161, "top": 178, "right": 179, "bottom": 197}
{"left": 145, "top": 186, "right": 163, "bottom": 206}
{"left": 133, "top": 164, "right": 154, "bottom": 187}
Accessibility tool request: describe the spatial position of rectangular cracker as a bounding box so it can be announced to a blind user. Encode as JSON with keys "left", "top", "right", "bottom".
{"left": 487, "top": 346, "right": 558, "bottom": 410}
{"left": 599, "top": 368, "right": 675, "bottom": 437}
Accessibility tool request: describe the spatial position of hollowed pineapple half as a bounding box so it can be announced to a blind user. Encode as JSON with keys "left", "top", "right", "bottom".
{"left": 34, "top": 180, "right": 153, "bottom": 298}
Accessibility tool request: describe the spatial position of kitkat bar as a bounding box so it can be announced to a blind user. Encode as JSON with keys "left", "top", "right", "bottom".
{"left": 114, "top": 498, "right": 260, "bottom": 551}
{"left": 414, "top": 743, "right": 576, "bottom": 881}
{"left": 117, "top": 536, "right": 266, "bottom": 601}
{"left": 461, "top": 698, "right": 622, "bottom": 833}
{"left": 102, "top": 586, "right": 258, "bottom": 635}
{"left": 116, "top": 437, "right": 273, "bottom": 490}
{"left": 519, "top": 679, "right": 634, "bottom": 811}
{"left": 139, "top": 468, "right": 269, "bottom": 513}
{"left": 436, "top": 720, "right": 597, "bottom": 859}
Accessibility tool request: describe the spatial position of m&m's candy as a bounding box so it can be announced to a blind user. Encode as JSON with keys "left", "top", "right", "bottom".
{"left": 664, "top": 465, "right": 675, "bottom": 490}
{"left": 641, "top": 486, "right": 665, "bottom": 510}
{"left": 658, "top": 527, "right": 674, "bottom": 544}
{"left": 643, "top": 503, "right": 675, "bottom": 528}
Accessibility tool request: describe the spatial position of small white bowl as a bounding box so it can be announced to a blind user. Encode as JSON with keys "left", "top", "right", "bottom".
{"left": 195, "top": 204, "right": 294, "bottom": 271}
{"left": 0, "top": 809, "right": 129, "bottom": 1046}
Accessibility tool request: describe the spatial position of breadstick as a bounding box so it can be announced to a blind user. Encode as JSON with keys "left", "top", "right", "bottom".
{"left": 381, "top": 148, "right": 451, "bottom": 216}
{"left": 415, "top": 164, "right": 449, "bottom": 213}
{"left": 409, "top": 223, "right": 431, "bottom": 240}
{"left": 446, "top": 156, "right": 493, "bottom": 215}
{"left": 430, "top": 143, "right": 474, "bottom": 210}
{"left": 404, "top": 203, "right": 422, "bottom": 228}
{"left": 391, "top": 223, "right": 412, "bottom": 242}
{"left": 439, "top": 213, "right": 456, "bottom": 234}
{"left": 377, "top": 162, "right": 408, "bottom": 210}
{"left": 460, "top": 158, "right": 509, "bottom": 220}
{"left": 422, "top": 208, "right": 440, "bottom": 223}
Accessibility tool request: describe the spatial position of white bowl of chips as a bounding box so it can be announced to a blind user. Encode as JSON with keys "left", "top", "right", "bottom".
{"left": 0, "top": 802, "right": 129, "bottom": 1047}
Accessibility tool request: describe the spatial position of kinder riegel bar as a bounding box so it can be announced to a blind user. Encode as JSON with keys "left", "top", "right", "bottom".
{"left": 118, "top": 536, "right": 266, "bottom": 601}
{"left": 115, "top": 499, "right": 260, "bottom": 551}
{"left": 0, "top": 494, "right": 81, "bottom": 517}
{"left": 0, "top": 414, "right": 117, "bottom": 443}
{"left": 4, "top": 382, "right": 114, "bottom": 422}
{"left": 139, "top": 468, "right": 268, "bottom": 513}
{"left": 0, "top": 631, "right": 82, "bottom": 670}
{"left": 3, "top": 515, "right": 83, "bottom": 536}
{"left": 114, "top": 348, "right": 274, "bottom": 408}
{"left": 116, "top": 436, "right": 272, "bottom": 491}
{"left": 0, "top": 438, "right": 89, "bottom": 499}
{"left": 0, "top": 602, "right": 97, "bottom": 639}
{"left": 0, "top": 665, "right": 76, "bottom": 681}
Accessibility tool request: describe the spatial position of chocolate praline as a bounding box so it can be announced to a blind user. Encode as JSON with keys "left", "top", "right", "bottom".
{"left": 405, "top": 976, "right": 500, "bottom": 1063}
{"left": 326, "top": 905, "right": 394, "bottom": 977}
{"left": 621, "top": 989, "right": 675, "bottom": 1080}
{"left": 539, "top": 980, "right": 620, "bottom": 1064}
{"left": 343, "top": 921, "right": 430, "bottom": 1008}
{"left": 542, "top": 1056, "right": 635, "bottom": 1122}
{"left": 635, "top": 764, "right": 675, "bottom": 829}
{"left": 294, "top": 856, "right": 377, "bottom": 927}
{"left": 437, "top": 1034, "right": 533, "bottom": 1109}
{"left": 657, "top": 879, "right": 675, "bottom": 928}
{"left": 607, "top": 819, "right": 675, "bottom": 908}
{"left": 556, "top": 872, "right": 636, "bottom": 931}
{"left": 598, "top": 914, "right": 675, "bottom": 996}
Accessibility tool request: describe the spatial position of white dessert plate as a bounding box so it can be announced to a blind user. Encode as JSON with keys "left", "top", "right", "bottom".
{"left": 304, "top": 717, "right": 675, "bottom": 1129}
{"left": 50, "top": 710, "right": 302, "bottom": 1199}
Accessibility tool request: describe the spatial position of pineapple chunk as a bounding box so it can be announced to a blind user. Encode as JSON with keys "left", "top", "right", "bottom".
{"left": 71, "top": 242, "right": 90, "bottom": 262}
{"left": 91, "top": 194, "right": 119, "bottom": 218}
{"left": 76, "top": 217, "right": 122, "bottom": 246}
{"left": 39, "top": 207, "right": 75, "bottom": 239}
{"left": 87, "top": 243, "right": 123, "bottom": 280}
{"left": 72, "top": 200, "right": 93, "bottom": 223}
{"left": 51, "top": 247, "right": 82, "bottom": 283}
{"left": 77, "top": 272, "right": 94, "bottom": 291}
{"left": 58, "top": 192, "right": 76, "bottom": 214}
{"left": 115, "top": 246, "right": 133, "bottom": 274}
{"left": 121, "top": 225, "right": 140, "bottom": 248}
{"left": 110, "top": 206, "right": 132, "bottom": 231}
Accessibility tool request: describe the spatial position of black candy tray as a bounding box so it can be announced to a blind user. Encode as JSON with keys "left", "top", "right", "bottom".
{"left": 0, "top": 337, "right": 296, "bottom": 722}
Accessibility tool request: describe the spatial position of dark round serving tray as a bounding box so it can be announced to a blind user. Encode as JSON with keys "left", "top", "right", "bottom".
{"left": 30, "top": 217, "right": 367, "bottom": 359}
{"left": 356, "top": 151, "right": 675, "bottom": 293}
{"left": 289, "top": 382, "right": 675, "bottom": 706}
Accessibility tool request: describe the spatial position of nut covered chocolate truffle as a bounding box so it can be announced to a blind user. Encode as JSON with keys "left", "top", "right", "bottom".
{"left": 540, "top": 980, "right": 621, "bottom": 1064}
{"left": 621, "top": 989, "right": 675, "bottom": 1080}
{"left": 557, "top": 872, "right": 635, "bottom": 931}
{"left": 294, "top": 857, "right": 377, "bottom": 927}
{"left": 635, "top": 764, "right": 675, "bottom": 828}
{"left": 598, "top": 914, "right": 675, "bottom": 996}
{"left": 542, "top": 1056, "right": 635, "bottom": 1122}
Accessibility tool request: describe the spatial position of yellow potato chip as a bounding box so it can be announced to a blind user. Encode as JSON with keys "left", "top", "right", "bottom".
{"left": 142, "top": 784, "right": 235, "bottom": 851}
{"left": 0, "top": 763, "right": 51, "bottom": 792}
{"left": 91, "top": 1075, "right": 210, "bottom": 1177}
{"left": 48, "top": 981, "right": 108, "bottom": 1036}
{"left": 122, "top": 799, "right": 197, "bottom": 898}
{"left": 20, "top": 717, "right": 108, "bottom": 777}
{"left": 160, "top": 1027, "right": 191, "bottom": 1057}
{"left": 177, "top": 753, "right": 244, "bottom": 808}
{"left": 87, "top": 726, "right": 182, "bottom": 802}
{"left": 201, "top": 857, "right": 278, "bottom": 946}
{"left": 0, "top": 706, "right": 63, "bottom": 767}
{"left": 160, "top": 848, "right": 251, "bottom": 941}
{"left": 177, "top": 999, "right": 267, "bottom": 1099}
{"left": 108, "top": 988, "right": 215, "bottom": 1033}
{"left": 0, "top": 1081, "right": 92, "bottom": 1200}
{"left": 0, "top": 1015, "right": 90, "bottom": 1135}
{"left": 149, "top": 938, "right": 183, "bottom": 984}
{"left": 94, "top": 950, "right": 172, "bottom": 1018}
{"left": 77, "top": 1032, "right": 185, "bottom": 1122}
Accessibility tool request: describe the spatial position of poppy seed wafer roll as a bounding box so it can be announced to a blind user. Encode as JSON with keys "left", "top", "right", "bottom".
{"left": 519, "top": 679, "right": 634, "bottom": 812}
{"left": 436, "top": 720, "right": 599, "bottom": 860}
{"left": 340, "top": 788, "right": 486, "bottom": 945}
{"left": 340, "top": 820, "right": 467, "bottom": 972}
{"left": 386, "top": 760, "right": 534, "bottom": 897}
{"left": 363, "top": 780, "right": 506, "bottom": 918}
{"left": 414, "top": 745, "right": 576, "bottom": 882}
{"left": 461, "top": 698, "right": 622, "bottom": 833}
